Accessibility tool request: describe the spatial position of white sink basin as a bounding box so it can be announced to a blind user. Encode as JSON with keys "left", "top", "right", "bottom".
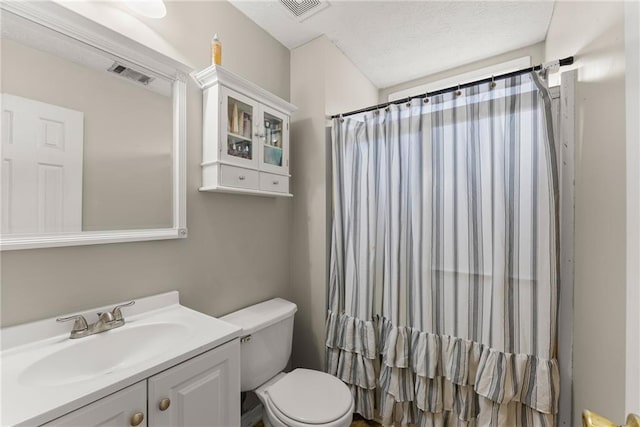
{"left": 1, "top": 291, "right": 241, "bottom": 426}
{"left": 19, "top": 322, "right": 189, "bottom": 387}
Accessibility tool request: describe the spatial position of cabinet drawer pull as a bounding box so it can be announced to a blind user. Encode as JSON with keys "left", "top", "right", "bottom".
{"left": 238, "top": 175, "right": 246, "bottom": 181}
{"left": 273, "top": 180, "right": 279, "bottom": 185}
{"left": 159, "top": 398, "right": 171, "bottom": 411}
{"left": 130, "top": 412, "right": 144, "bottom": 426}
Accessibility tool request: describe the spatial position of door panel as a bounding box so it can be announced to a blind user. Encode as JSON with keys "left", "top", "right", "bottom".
{"left": 148, "top": 340, "right": 240, "bottom": 427}
{"left": 1, "top": 94, "right": 83, "bottom": 234}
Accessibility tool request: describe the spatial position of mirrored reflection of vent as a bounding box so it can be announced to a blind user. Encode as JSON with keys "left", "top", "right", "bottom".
{"left": 279, "top": 0, "right": 330, "bottom": 21}
{"left": 108, "top": 63, "right": 154, "bottom": 85}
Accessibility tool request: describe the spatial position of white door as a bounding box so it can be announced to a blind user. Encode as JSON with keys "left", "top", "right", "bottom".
{"left": 1, "top": 93, "right": 83, "bottom": 234}
{"left": 148, "top": 340, "right": 241, "bottom": 427}
{"left": 41, "top": 381, "right": 147, "bottom": 427}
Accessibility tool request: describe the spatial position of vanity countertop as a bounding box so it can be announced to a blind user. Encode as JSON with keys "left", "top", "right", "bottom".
{"left": 1, "top": 291, "right": 241, "bottom": 426}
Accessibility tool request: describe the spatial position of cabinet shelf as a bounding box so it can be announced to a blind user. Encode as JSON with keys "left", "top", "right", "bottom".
{"left": 227, "top": 131, "right": 252, "bottom": 143}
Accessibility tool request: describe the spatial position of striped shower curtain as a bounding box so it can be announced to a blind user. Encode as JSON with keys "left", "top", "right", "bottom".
{"left": 326, "top": 72, "right": 560, "bottom": 426}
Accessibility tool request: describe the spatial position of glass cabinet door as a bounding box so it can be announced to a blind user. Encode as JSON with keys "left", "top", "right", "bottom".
{"left": 259, "top": 106, "right": 288, "bottom": 174}
{"left": 221, "top": 88, "right": 258, "bottom": 168}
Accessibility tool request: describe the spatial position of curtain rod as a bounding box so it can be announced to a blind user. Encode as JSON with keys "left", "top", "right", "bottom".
{"left": 330, "top": 56, "right": 574, "bottom": 120}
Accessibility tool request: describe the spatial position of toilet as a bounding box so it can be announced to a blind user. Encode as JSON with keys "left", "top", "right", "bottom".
{"left": 221, "top": 298, "right": 354, "bottom": 427}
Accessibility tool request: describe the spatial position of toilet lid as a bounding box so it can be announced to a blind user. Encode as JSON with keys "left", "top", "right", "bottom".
{"left": 266, "top": 369, "right": 352, "bottom": 424}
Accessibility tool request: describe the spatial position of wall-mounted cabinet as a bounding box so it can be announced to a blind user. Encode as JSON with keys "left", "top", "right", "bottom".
{"left": 193, "top": 66, "right": 297, "bottom": 197}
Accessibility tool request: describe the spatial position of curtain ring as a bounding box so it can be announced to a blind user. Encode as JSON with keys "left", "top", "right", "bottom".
{"left": 490, "top": 75, "right": 497, "bottom": 89}
{"left": 406, "top": 96, "right": 412, "bottom": 107}
{"left": 385, "top": 106, "right": 390, "bottom": 113}
{"left": 455, "top": 84, "right": 462, "bottom": 97}
{"left": 339, "top": 114, "right": 344, "bottom": 123}
{"left": 423, "top": 92, "right": 429, "bottom": 103}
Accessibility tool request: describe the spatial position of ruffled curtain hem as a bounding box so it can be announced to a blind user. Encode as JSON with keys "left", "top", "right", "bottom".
{"left": 325, "top": 310, "right": 559, "bottom": 425}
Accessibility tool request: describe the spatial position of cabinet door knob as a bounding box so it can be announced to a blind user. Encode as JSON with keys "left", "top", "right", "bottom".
{"left": 159, "top": 398, "right": 171, "bottom": 411}
{"left": 130, "top": 412, "right": 144, "bottom": 426}
{"left": 238, "top": 175, "right": 246, "bottom": 181}
{"left": 273, "top": 180, "right": 279, "bottom": 185}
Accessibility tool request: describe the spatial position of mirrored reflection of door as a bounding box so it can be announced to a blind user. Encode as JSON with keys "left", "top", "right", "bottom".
{"left": 263, "top": 112, "right": 283, "bottom": 167}
{"left": 226, "top": 95, "right": 253, "bottom": 161}
{"left": 1, "top": 94, "right": 83, "bottom": 235}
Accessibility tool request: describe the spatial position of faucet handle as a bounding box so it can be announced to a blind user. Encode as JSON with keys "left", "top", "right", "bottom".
{"left": 112, "top": 301, "right": 135, "bottom": 321}
{"left": 56, "top": 314, "right": 88, "bottom": 332}
{"left": 96, "top": 311, "right": 116, "bottom": 323}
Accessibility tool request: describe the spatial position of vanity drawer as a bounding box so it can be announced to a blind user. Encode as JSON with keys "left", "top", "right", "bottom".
{"left": 259, "top": 172, "right": 289, "bottom": 194}
{"left": 220, "top": 165, "right": 258, "bottom": 190}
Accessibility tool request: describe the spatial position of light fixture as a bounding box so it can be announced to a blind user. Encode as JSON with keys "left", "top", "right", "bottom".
{"left": 124, "top": 0, "right": 167, "bottom": 19}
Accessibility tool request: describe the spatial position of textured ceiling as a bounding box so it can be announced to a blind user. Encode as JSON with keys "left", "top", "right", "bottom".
{"left": 228, "top": 1, "right": 555, "bottom": 89}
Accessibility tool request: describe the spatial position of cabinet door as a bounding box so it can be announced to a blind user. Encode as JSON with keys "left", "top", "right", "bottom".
{"left": 258, "top": 105, "right": 289, "bottom": 175}
{"left": 147, "top": 340, "right": 240, "bottom": 427}
{"left": 42, "top": 381, "right": 147, "bottom": 427}
{"left": 220, "top": 87, "right": 259, "bottom": 169}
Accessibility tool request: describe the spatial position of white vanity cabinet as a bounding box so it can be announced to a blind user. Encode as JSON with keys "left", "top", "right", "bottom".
{"left": 41, "top": 382, "right": 147, "bottom": 427}
{"left": 41, "top": 340, "right": 240, "bottom": 427}
{"left": 193, "top": 66, "right": 297, "bottom": 197}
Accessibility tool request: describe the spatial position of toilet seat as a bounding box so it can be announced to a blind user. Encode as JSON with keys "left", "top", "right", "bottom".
{"left": 264, "top": 393, "right": 354, "bottom": 427}
{"left": 263, "top": 369, "right": 353, "bottom": 426}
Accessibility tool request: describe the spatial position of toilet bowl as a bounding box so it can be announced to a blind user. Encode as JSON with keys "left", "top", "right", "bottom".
{"left": 256, "top": 370, "right": 354, "bottom": 427}
{"left": 221, "top": 299, "right": 354, "bottom": 427}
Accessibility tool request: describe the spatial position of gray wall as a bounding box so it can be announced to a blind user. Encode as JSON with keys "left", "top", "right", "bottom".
{"left": 625, "top": 2, "right": 640, "bottom": 416}
{"left": 379, "top": 42, "right": 545, "bottom": 102}
{"left": 545, "top": 1, "right": 627, "bottom": 424}
{"left": 290, "top": 36, "right": 378, "bottom": 371}
{"left": 1, "top": 1, "right": 292, "bottom": 327}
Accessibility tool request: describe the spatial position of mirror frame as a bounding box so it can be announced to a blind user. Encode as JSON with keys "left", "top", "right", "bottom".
{"left": 0, "top": 1, "right": 189, "bottom": 250}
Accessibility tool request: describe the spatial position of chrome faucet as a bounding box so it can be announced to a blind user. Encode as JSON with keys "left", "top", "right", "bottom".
{"left": 57, "top": 301, "right": 135, "bottom": 339}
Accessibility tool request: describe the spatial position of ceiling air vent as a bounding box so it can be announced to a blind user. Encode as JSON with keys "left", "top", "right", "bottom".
{"left": 108, "top": 63, "right": 154, "bottom": 86}
{"left": 279, "top": 0, "right": 330, "bottom": 22}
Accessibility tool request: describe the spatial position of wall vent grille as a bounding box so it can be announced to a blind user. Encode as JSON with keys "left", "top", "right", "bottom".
{"left": 107, "top": 63, "right": 154, "bottom": 86}
{"left": 279, "top": 0, "right": 329, "bottom": 21}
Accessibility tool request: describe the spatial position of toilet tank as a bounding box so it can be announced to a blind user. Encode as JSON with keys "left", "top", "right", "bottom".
{"left": 220, "top": 298, "right": 297, "bottom": 391}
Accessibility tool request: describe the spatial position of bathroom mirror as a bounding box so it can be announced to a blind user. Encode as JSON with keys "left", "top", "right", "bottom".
{"left": 0, "top": 1, "right": 188, "bottom": 250}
